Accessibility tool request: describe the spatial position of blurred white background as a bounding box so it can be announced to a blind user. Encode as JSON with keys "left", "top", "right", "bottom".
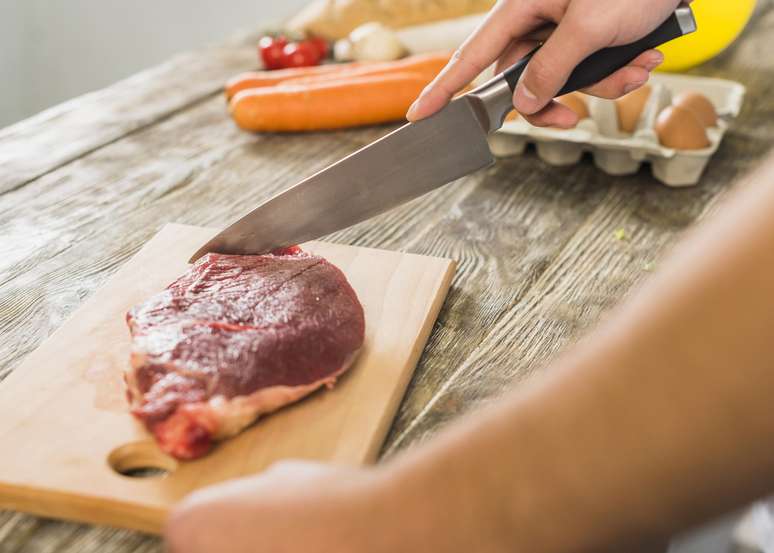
{"left": 0, "top": 0, "right": 308, "bottom": 128}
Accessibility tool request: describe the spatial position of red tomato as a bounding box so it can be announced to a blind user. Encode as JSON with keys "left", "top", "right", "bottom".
{"left": 281, "top": 42, "right": 322, "bottom": 68}
{"left": 306, "top": 36, "right": 329, "bottom": 59}
{"left": 258, "top": 36, "right": 288, "bottom": 70}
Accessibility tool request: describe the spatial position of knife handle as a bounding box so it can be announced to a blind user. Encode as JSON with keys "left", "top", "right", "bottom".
{"left": 502, "top": 5, "right": 696, "bottom": 95}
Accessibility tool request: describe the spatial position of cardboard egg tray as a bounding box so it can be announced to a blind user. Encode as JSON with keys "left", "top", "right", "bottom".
{"left": 488, "top": 74, "right": 746, "bottom": 187}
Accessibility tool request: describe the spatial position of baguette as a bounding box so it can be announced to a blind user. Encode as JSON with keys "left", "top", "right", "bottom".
{"left": 287, "top": 0, "right": 495, "bottom": 40}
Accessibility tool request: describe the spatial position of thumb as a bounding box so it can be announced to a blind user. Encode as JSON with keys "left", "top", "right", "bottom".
{"left": 513, "top": 20, "right": 605, "bottom": 114}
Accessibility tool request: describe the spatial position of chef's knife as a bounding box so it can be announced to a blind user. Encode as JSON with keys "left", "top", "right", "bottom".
{"left": 191, "top": 6, "right": 696, "bottom": 262}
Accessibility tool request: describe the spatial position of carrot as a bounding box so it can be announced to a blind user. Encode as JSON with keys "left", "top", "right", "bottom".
{"left": 278, "top": 55, "right": 449, "bottom": 88}
{"left": 225, "top": 52, "right": 450, "bottom": 100}
{"left": 225, "top": 63, "right": 355, "bottom": 100}
{"left": 230, "top": 72, "right": 430, "bottom": 132}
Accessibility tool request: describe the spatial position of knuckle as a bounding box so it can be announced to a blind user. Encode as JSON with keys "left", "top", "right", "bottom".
{"left": 453, "top": 54, "right": 485, "bottom": 78}
{"left": 523, "top": 113, "right": 550, "bottom": 128}
{"left": 564, "top": 14, "right": 615, "bottom": 48}
{"left": 525, "top": 57, "right": 555, "bottom": 94}
{"left": 585, "top": 80, "right": 618, "bottom": 99}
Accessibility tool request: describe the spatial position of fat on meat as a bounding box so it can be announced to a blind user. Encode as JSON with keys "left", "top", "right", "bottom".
{"left": 125, "top": 247, "right": 365, "bottom": 459}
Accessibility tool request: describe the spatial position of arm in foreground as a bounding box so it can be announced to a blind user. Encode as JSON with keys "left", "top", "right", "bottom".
{"left": 166, "top": 152, "right": 774, "bottom": 553}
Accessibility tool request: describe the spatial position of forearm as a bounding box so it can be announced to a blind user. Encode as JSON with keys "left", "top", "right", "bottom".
{"left": 381, "top": 155, "right": 774, "bottom": 552}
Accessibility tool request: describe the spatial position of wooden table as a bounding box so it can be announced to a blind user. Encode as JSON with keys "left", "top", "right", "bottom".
{"left": 2, "top": 6, "right": 773, "bottom": 550}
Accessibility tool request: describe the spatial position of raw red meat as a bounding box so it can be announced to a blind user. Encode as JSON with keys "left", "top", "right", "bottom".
{"left": 125, "top": 248, "right": 365, "bottom": 460}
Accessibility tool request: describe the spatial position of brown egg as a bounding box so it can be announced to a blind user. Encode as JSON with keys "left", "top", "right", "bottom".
{"left": 656, "top": 105, "right": 711, "bottom": 150}
{"left": 556, "top": 92, "right": 589, "bottom": 119}
{"left": 615, "top": 85, "right": 652, "bottom": 134}
{"left": 673, "top": 91, "right": 718, "bottom": 127}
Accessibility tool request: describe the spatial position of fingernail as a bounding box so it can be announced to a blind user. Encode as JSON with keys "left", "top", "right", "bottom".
{"left": 514, "top": 80, "right": 539, "bottom": 114}
{"left": 644, "top": 51, "right": 665, "bottom": 71}
{"left": 406, "top": 99, "right": 421, "bottom": 120}
{"left": 623, "top": 80, "right": 648, "bottom": 94}
{"left": 407, "top": 88, "right": 430, "bottom": 120}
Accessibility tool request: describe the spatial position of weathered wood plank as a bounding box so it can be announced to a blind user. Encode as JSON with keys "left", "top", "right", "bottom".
{"left": 0, "top": 107, "right": 463, "bottom": 380}
{"left": 0, "top": 30, "right": 260, "bottom": 195}
{"left": 382, "top": 28, "right": 774, "bottom": 453}
{"left": 0, "top": 132, "right": 691, "bottom": 553}
{"left": 0, "top": 92, "right": 619, "bottom": 553}
{"left": 0, "top": 101, "right": 476, "bottom": 553}
{"left": 0, "top": 510, "right": 157, "bottom": 553}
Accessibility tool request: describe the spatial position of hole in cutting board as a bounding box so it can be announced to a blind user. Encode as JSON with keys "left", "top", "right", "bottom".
{"left": 108, "top": 441, "right": 178, "bottom": 478}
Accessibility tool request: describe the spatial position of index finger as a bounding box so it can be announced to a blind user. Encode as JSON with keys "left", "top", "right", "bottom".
{"left": 406, "top": 1, "right": 541, "bottom": 121}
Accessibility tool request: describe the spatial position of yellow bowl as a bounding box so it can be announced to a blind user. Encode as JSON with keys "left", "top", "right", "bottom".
{"left": 657, "top": 0, "right": 756, "bottom": 72}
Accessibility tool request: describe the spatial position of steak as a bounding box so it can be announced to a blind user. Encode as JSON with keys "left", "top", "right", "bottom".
{"left": 125, "top": 247, "right": 365, "bottom": 460}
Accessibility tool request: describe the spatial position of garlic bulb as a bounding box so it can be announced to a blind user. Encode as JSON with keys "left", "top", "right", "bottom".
{"left": 333, "top": 38, "right": 355, "bottom": 62}
{"left": 348, "top": 22, "right": 405, "bottom": 61}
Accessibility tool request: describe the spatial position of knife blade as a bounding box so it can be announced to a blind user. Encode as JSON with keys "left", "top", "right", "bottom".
{"left": 190, "top": 5, "right": 696, "bottom": 262}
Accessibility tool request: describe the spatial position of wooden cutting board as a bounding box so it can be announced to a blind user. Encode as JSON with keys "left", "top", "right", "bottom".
{"left": 0, "top": 223, "right": 454, "bottom": 533}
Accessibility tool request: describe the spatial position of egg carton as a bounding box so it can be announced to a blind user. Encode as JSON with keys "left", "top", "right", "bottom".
{"left": 488, "top": 73, "right": 746, "bottom": 187}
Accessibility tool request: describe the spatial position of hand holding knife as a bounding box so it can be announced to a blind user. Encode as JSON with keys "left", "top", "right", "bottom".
{"left": 191, "top": 5, "right": 696, "bottom": 262}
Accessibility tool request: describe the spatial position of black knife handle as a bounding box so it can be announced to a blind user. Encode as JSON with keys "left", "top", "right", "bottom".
{"left": 503, "top": 6, "right": 696, "bottom": 96}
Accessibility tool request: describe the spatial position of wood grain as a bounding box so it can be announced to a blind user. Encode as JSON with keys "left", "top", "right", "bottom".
{"left": 0, "top": 224, "right": 454, "bottom": 533}
{"left": 1, "top": 1, "right": 773, "bottom": 550}
{"left": 0, "top": 30, "right": 260, "bottom": 195}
